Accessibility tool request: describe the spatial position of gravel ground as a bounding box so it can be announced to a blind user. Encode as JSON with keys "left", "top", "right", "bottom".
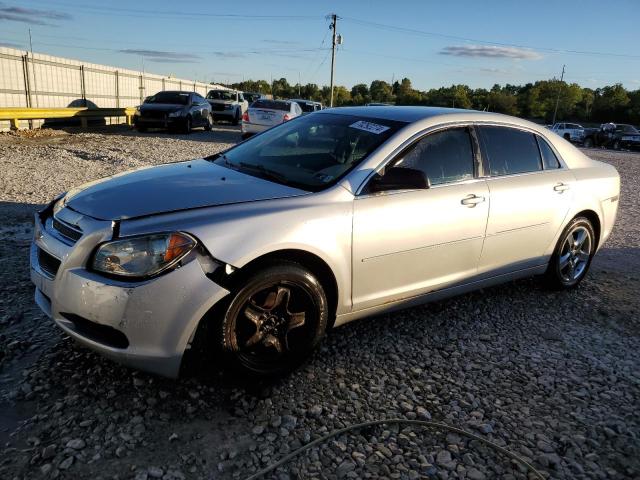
{"left": 0, "top": 127, "right": 638, "bottom": 480}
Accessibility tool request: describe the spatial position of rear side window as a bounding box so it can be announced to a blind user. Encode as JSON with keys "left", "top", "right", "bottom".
{"left": 536, "top": 136, "right": 561, "bottom": 169}
{"left": 480, "top": 126, "right": 542, "bottom": 176}
{"left": 252, "top": 100, "right": 290, "bottom": 111}
{"left": 393, "top": 128, "right": 475, "bottom": 186}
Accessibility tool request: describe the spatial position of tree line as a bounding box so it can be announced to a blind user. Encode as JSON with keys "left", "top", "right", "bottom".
{"left": 227, "top": 78, "right": 640, "bottom": 125}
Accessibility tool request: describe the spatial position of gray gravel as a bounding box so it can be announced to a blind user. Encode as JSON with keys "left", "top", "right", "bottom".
{"left": 0, "top": 129, "right": 639, "bottom": 480}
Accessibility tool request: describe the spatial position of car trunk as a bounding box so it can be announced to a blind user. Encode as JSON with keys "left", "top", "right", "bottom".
{"left": 248, "top": 108, "right": 288, "bottom": 127}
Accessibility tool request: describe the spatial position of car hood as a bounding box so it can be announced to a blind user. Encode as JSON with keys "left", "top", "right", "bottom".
{"left": 64, "top": 159, "right": 308, "bottom": 221}
{"left": 139, "top": 103, "right": 184, "bottom": 112}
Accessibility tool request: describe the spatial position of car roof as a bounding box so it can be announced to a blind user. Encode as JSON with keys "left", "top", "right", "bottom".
{"left": 156, "top": 90, "right": 192, "bottom": 95}
{"left": 318, "top": 106, "right": 496, "bottom": 123}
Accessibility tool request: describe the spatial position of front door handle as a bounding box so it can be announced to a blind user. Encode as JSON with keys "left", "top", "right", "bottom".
{"left": 461, "top": 194, "right": 485, "bottom": 207}
{"left": 554, "top": 182, "right": 570, "bottom": 193}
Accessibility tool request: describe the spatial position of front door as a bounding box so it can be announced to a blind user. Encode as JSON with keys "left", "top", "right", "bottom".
{"left": 352, "top": 126, "right": 490, "bottom": 311}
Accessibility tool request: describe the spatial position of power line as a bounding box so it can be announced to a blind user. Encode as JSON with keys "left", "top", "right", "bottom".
{"left": 25, "top": 0, "right": 322, "bottom": 20}
{"left": 341, "top": 16, "right": 640, "bottom": 60}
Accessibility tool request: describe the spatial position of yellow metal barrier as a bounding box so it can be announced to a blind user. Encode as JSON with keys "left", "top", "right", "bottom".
{"left": 0, "top": 107, "right": 137, "bottom": 130}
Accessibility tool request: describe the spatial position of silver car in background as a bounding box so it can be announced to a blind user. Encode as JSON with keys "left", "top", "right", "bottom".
{"left": 241, "top": 99, "right": 303, "bottom": 139}
{"left": 31, "top": 107, "right": 620, "bottom": 378}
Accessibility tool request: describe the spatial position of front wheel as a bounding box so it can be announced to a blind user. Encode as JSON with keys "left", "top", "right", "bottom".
{"left": 583, "top": 137, "right": 593, "bottom": 148}
{"left": 204, "top": 114, "right": 213, "bottom": 131}
{"left": 183, "top": 116, "right": 192, "bottom": 134}
{"left": 219, "top": 262, "right": 328, "bottom": 377}
{"left": 544, "top": 217, "right": 596, "bottom": 289}
{"left": 612, "top": 140, "right": 621, "bottom": 150}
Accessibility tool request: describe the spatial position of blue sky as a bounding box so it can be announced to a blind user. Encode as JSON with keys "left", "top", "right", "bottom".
{"left": 1, "top": 0, "right": 638, "bottom": 90}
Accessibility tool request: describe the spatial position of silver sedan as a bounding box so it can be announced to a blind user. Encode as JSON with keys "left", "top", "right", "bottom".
{"left": 30, "top": 107, "right": 620, "bottom": 378}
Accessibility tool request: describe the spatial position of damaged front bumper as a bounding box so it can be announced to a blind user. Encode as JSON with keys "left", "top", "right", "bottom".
{"left": 30, "top": 204, "right": 230, "bottom": 378}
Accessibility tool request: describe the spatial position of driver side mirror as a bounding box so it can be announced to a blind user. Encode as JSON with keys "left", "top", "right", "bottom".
{"left": 368, "top": 167, "right": 429, "bottom": 193}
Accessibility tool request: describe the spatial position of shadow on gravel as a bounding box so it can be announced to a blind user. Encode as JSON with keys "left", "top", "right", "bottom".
{"left": 41, "top": 123, "right": 243, "bottom": 146}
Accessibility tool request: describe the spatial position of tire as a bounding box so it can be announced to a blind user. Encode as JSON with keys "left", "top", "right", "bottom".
{"left": 613, "top": 140, "right": 621, "bottom": 150}
{"left": 183, "top": 116, "right": 192, "bottom": 134}
{"left": 219, "top": 262, "right": 328, "bottom": 377}
{"left": 544, "top": 216, "right": 596, "bottom": 290}
{"left": 232, "top": 109, "right": 240, "bottom": 126}
{"left": 583, "top": 137, "right": 593, "bottom": 148}
{"left": 241, "top": 132, "right": 252, "bottom": 140}
{"left": 563, "top": 133, "right": 571, "bottom": 141}
{"left": 204, "top": 114, "right": 213, "bottom": 131}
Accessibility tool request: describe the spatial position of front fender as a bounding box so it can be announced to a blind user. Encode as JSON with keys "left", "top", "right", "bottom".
{"left": 119, "top": 187, "right": 355, "bottom": 314}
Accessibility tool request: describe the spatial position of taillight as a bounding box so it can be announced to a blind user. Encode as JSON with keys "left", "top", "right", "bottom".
{"left": 242, "top": 111, "right": 249, "bottom": 122}
{"left": 283, "top": 114, "right": 291, "bottom": 121}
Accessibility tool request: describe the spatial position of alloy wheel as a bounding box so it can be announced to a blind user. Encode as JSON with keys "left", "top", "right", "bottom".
{"left": 558, "top": 225, "right": 592, "bottom": 283}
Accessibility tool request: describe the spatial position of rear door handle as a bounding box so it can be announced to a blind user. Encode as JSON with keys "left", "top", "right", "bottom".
{"left": 461, "top": 194, "right": 485, "bottom": 207}
{"left": 554, "top": 183, "right": 570, "bottom": 193}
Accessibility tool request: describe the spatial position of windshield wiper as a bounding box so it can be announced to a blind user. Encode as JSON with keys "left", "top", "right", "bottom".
{"left": 237, "top": 161, "right": 290, "bottom": 185}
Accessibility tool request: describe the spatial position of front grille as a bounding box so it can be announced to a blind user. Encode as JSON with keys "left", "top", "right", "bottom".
{"left": 60, "top": 313, "right": 129, "bottom": 349}
{"left": 53, "top": 218, "right": 82, "bottom": 243}
{"left": 211, "top": 103, "right": 225, "bottom": 112}
{"left": 38, "top": 248, "right": 61, "bottom": 277}
{"left": 143, "top": 110, "right": 167, "bottom": 119}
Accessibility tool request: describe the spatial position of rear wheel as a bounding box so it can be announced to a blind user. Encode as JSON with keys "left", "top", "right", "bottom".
{"left": 583, "top": 137, "right": 593, "bottom": 148}
{"left": 544, "top": 217, "right": 596, "bottom": 289}
{"left": 219, "top": 262, "right": 328, "bottom": 377}
{"left": 563, "top": 133, "right": 571, "bottom": 141}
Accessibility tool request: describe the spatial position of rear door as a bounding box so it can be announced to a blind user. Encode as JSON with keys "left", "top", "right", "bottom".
{"left": 477, "top": 125, "right": 574, "bottom": 275}
{"left": 352, "top": 126, "right": 490, "bottom": 311}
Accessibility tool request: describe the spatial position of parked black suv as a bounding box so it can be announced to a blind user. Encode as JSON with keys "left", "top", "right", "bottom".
{"left": 133, "top": 91, "right": 213, "bottom": 134}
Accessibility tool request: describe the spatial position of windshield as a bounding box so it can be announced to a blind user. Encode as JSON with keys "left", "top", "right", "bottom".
{"left": 145, "top": 92, "right": 189, "bottom": 105}
{"left": 617, "top": 125, "right": 639, "bottom": 134}
{"left": 207, "top": 90, "right": 235, "bottom": 101}
{"left": 209, "top": 113, "right": 406, "bottom": 191}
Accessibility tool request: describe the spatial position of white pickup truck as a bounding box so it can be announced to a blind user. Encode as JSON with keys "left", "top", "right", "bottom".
{"left": 550, "top": 123, "right": 585, "bottom": 143}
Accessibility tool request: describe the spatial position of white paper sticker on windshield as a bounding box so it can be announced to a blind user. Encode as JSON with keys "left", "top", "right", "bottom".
{"left": 349, "top": 120, "right": 390, "bottom": 134}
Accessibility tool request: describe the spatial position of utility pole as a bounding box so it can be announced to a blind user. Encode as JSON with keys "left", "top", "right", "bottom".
{"left": 329, "top": 13, "right": 338, "bottom": 107}
{"left": 552, "top": 64, "right": 565, "bottom": 125}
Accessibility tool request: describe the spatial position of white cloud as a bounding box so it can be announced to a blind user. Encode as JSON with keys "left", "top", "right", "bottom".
{"left": 440, "top": 45, "right": 542, "bottom": 60}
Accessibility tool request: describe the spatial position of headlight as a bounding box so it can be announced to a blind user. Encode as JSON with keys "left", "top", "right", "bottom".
{"left": 168, "top": 110, "right": 183, "bottom": 118}
{"left": 91, "top": 232, "right": 196, "bottom": 278}
{"left": 52, "top": 194, "right": 66, "bottom": 216}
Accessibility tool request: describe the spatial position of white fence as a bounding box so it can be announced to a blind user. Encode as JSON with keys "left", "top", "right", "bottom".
{"left": 0, "top": 46, "right": 227, "bottom": 129}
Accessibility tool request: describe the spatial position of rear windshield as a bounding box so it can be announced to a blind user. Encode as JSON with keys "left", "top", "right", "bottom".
{"left": 296, "top": 102, "right": 316, "bottom": 112}
{"left": 145, "top": 92, "right": 189, "bottom": 105}
{"left": 252, "top": 100, "right": 290, "bottom": 111}
{"left": 207, "top": 90, "right": 235, "bottom": 101}
{"left": 209, "top": 113, "right": 406, "bottom": 191}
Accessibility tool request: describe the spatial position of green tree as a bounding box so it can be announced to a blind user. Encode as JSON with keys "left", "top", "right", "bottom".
{"left": 350, "top": 83, "right": 371, "bottom": 105}
{"left": 369, "top": 80, "right": 394, "bottom": 103}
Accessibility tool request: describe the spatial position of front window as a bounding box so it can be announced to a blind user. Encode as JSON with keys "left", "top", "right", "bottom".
{"left": 391, "top": 128, "right": 475, "bottom": 186}
{"left": 145, "top": 92, "right": 190, "bottom": 105}
{"left": 209, "top": 113, "right": 406, "bottom": 191}
{"left": 207, "top": 90, "right": 236, "bottom": 101}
